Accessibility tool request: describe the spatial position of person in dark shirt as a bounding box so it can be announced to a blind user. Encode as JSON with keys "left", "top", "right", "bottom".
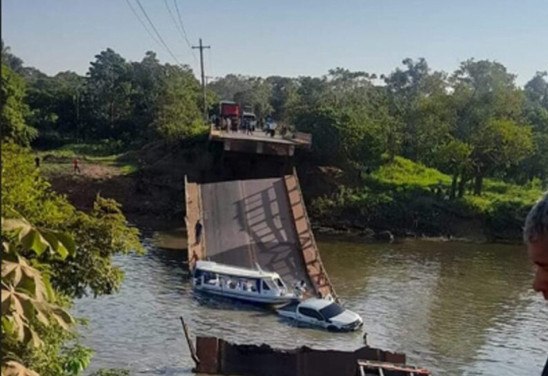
{"left": 523, "top": 192, "right": 548, "bottom": 375}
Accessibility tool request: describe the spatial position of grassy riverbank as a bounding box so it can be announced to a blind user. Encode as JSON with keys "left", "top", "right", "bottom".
{"left": 305, "top": 156, "right": 543, "bottom": 242}
{"left": 38, "top": 141, "right": 543, "bottom": 243}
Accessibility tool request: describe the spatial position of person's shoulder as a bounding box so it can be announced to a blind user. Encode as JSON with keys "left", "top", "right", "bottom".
{"left": 542, "top": 357, "right": 548, "bottom": 376}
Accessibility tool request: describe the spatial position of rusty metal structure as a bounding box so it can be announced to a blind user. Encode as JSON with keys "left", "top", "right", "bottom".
{"left": 193, "top": 336, "right": 409, "bottom": 376}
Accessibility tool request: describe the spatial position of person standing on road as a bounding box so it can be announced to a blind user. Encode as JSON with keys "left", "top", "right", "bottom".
{"left": 523, "top": 191, "right": 548, "bottom": 376}
{"left": 195, "top": 219, "right": 203, "bottom": 245}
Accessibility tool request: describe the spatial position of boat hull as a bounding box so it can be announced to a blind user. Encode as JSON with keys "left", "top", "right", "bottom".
{"left": 194, "top": 285, "right": 296, "bottom": 305}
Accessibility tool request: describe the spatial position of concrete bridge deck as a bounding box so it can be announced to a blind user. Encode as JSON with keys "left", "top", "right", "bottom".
{"left": 186, "top": 172, "right": 336, "bottom": 299}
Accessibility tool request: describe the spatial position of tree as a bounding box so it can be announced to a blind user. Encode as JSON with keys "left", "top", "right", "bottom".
{"left": 266, "top": 76, "right": 299, "bottom": 121}
{"left": 83, "top": 49, "right": 133, "bottom": 139}
{"left": 450, "top": 59, "right": 529, "bottom": 195}
{"left": 151, "top": 65, "right": 204, "bottom": 141}
{"left": 384, "top": 58, "right": 451, "bottom": 161}
{"left": 25, "top": 71, "right": 85, "bottom": 143}
{"left": 1, "top": 40, "right": 24, "bottom": 74}
{"left": 517, "top": 72, "right": 548, "bottom": 183}
{"left": 129, "top": 51, "right": 165, "bottom": 139}
{"left": 1, "top": 143, "right": 143, "bottom": 374}
{"left": 1, "top": 64, "right": 38, "bottom": 145}
{"left": 468, "top": 119, "right": 533, "bottom": 194}
{"left": 1, "top": 217, "right": 81, "bottom": 376}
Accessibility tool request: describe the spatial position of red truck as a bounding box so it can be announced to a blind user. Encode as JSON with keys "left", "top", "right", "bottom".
{"left": 219, "top": 100, "right": 240, "bottom": 130}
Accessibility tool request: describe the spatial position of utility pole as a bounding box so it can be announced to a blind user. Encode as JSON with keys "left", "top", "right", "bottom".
{"left": 192, "top": 38, "right": 211, "bottom": 121}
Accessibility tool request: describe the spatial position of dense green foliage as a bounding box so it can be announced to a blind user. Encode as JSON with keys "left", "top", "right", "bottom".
{"left": 1, "top": 143, "right": 143, "bottom": 375}
{"left": 1, "top": 64, "right": 38, "bottom": 145}
{"left": 310, "top": 156, "right": 543, "bottom": 240}
{"left": 4, "top": 41, "right": 545, "bottom": 192}
{"left": 2, "top": 44, "right": 206, "bottom": 147}
{"left": 210, "top": 60, "right": 547, "bottom": 196}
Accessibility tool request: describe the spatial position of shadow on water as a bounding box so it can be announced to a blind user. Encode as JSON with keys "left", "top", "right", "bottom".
{"left": 75, "top": 233, "right": 546, "bottom": 376}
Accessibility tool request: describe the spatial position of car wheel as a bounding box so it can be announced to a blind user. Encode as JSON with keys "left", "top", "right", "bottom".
{"left": 327, "top": 325, "right": 338, "bottom": 332}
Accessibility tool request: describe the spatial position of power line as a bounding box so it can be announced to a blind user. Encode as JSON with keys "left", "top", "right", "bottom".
{"left": 173, "top": 0, "right": 198, "bottom": 63}
{"left": 123, "top": 0, "right": 161, "bottom": 46}
{"left": 134, "top": 0, "right": 181, "bottom": 65}
{"left": 163, "top": 0, "right": 198, "bottom": 65}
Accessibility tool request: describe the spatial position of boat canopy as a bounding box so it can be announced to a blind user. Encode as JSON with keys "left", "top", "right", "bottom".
{"left": 195, "top": 260, "right": 280, "bottom": 279}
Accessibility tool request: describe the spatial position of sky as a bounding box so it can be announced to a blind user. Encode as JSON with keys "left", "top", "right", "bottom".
{"left": 3, "top": 0, "right": 548, "bottom": 86}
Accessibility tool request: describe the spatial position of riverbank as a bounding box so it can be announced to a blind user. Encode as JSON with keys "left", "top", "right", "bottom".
{"left": 39, "top": 141, "right": 542, "bottom": 243}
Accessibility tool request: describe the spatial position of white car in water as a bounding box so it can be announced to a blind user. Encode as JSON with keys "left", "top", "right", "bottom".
{"left": 277, "top": 298, "right": 363, "bottom": 332}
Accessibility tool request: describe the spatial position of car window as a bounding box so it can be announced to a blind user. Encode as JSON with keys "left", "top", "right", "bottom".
{"left": 298, "top": 307, "right": 324, "bottom": 321}
{"left": 319, "top": 303, "right": 345, "bottom": 319}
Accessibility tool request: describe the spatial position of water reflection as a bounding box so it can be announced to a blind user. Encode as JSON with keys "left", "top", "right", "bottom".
{"left": 75, "top": 235, "right": 547, "bottom": 375}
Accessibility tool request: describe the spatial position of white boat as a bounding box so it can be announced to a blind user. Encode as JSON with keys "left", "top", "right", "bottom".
{"left": 191, "top": 260, "right": 297, "bottom": 304}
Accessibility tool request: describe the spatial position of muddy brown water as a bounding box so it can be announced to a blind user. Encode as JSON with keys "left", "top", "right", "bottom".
{"left": 74, "top": 233, "right": 546, "bottom": 375}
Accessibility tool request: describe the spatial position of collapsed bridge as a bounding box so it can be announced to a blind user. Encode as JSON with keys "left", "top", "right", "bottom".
{"left": 185, "top": 127, "right": 336, "bottom": 299}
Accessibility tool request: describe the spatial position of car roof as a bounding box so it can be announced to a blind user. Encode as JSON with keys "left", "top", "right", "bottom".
{"left": 299, "top": 298, "right": 337, "bottom": 310}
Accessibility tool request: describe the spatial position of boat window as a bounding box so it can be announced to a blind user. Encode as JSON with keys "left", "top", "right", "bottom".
{"left": 275, "top": 278, "right": 285, "bottom": 288}
{"left": 298, "top": 307, "right": 324, "bottom": 321}
{"left": 319, "top": 303, "right": 345, "bottom": 319}
{"left": 203, "top": 271, "right": 216, "bottom": 282}
{"left": 262, "top": 280, "right": 271, "bottom": 291}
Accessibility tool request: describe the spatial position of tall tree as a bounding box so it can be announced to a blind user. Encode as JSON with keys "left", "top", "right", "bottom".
{"left": 84, "top": 49, "right": 133, "bottom": 139}
{"left": 1, "top": 64, "right": 38, "bottom": 145}
{"left": 384, "top": 58, "right": 450, "bottom": 161}
{"left": 151, "top": 64, "right": 204, "bottom": 141}
{"left": 450, "top": 59, "right": 530, "bottom": 194}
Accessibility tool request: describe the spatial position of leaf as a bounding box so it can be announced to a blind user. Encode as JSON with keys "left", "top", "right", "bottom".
{"left": 55, "top": 232, "right": 76, "bottom": 257}
{"left": 1, "top": 260, "right": 20, "bottom": 281}
{"left": 11, "top": 313, "right": 26, "bottom": 342}
{"left": 9, "top": 292, "right": 25, "bottom": 318}
{"left": 20, "top": 229, "right": 48, "bottom": 256}
{"left": 2, "top": 217, "right": 76, "bottom": 258}
{"left": 26, "top": 326, "right": 44, "bottom": 348}
{"left": 34, "top": 303, "right": 50, "bottom": 326}
{"left": 51, "top": 307, "right": 74, "bottom": 330}
{"left": 2, "top": 218, "right": 31, "bottom": 234}
{"left": 1, "top": 360, "right": 40, "bottom": 376}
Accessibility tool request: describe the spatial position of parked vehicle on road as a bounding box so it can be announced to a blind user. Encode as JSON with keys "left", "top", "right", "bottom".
{"left": 241, "top": 112, "right": 257, "bottom": 131}
{"left": 192, "top": 260, "right": 297, "bottom": 305}
{"left": 277, "top": 298, "right": 363, "bottom": 332}
{"left": 219, "top": 100, "right": 240, "bottom": 130}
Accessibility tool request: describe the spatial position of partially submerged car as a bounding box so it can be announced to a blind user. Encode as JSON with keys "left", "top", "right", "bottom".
{"left": 277, "top": 298, "right": 363, "bottom": 332}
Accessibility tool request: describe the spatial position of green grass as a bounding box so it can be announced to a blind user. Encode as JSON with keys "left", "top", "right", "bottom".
{"left": 372, "top": 156, "right": 452, "bottom": 188}
{"left": 36, "top": 141, "right": 138, "bottom": 177}
{"left": 372, "top": 156, "right": 544, "bottom": 209}
{"left": 312, "top": 155, "right": 545, "bottom": 240}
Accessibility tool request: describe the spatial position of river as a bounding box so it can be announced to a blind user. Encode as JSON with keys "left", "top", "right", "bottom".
{"left": 74, "top": 231, "right": 547, "bottom": 375}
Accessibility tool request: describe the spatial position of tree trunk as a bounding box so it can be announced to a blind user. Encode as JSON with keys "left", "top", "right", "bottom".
{"left": 457, "top": 169, "right": 468, "bottom": 198}
{"left": 473, "top": 174, "right": 484, "bottom": 196}
{"left": 450, "top": 172, "right": 458, "bottom": 199}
